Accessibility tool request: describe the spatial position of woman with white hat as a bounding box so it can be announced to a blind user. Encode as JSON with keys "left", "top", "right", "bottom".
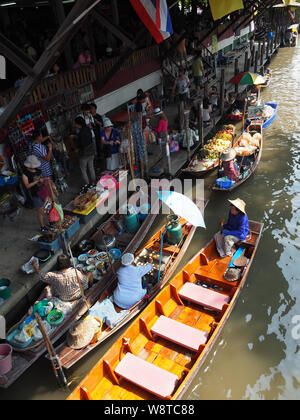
{"left": 151, "top": 108, "right": 168, "bottom": 145}
{"left": 22, "top": 155, "right": 49, "bottom": 233}
{"left": 220, "top": 148, "right": 240, "bottom": 182}
{"left": 100, "top": 119, "right": 121, "bottom": 171}
{"left": 113, "top": 253, "right": 153, "bottom": 310}
{"left": 214, "top": 199, "right": 249, "bottom": 259}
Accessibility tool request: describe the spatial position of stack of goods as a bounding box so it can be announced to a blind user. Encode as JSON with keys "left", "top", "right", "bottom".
{"left": 7, "top": 299, "right": 66, "bottom": 349}
{"left": 73, "top": 188, "right": 98, "bottom": 212}
{"left": 235, "top": 132, "right": 261, "bottom": 156}
{"left": 62, "top": 215, "right": 78, "bottom": 230}
{"left": 263, "top": 105, "right": 275, "bottom": 121}
{"left": 227, "top": 109, "right": 243, "bottom": 121}
{"left": 189, "top": 126, "right": 234, "bottom": 172}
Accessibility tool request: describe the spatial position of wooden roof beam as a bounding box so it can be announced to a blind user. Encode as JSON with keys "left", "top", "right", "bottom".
{"left": 0, "top": 33, "right": 36, "bottom": 77}
{"left": 92, "top": 9, "right": 136, "bottom": 49}
{"left": 0, "top": 0, "right": 101, "bottom": 128}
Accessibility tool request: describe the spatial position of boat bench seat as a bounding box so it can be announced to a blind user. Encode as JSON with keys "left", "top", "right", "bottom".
{"left": 115, "top": 352, "right": 178, "bottom": 399}
{"left": 151, "top": 315, "right": 208, "bottom": 352}
{"left": 179, "top": 282, "right": 230, "bottom": 312}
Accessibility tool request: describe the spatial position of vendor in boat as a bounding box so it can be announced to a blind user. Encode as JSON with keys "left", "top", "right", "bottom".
{"left": 113, "top": 253, "right": 153, "bottom": 310}
{"left": 220, "top": 148, "right": 240, "bottom": 182}
{"left": 31, "top": 255, "right": 94, "bottom": 304}
{"left": 215, "top": 199, "right": 249, "bottom": 259}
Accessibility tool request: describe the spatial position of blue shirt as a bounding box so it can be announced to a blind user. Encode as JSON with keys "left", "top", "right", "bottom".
{"left": 113, "top": 263, "right": 153, "bottom": 310}
{"left": 223, "top": 212, "right": 249, "bottom": 241}
{"left": 101, "top": 128, "right": 120, "bottom": 155}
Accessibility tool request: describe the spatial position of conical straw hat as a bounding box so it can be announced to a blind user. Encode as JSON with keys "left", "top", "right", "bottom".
{"left": 228, "top": 198, "right": 246, "bottom": 214}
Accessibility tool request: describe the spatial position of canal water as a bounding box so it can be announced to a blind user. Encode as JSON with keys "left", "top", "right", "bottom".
{"left": 1, "top": 44, "right": 300, "bottom": 400}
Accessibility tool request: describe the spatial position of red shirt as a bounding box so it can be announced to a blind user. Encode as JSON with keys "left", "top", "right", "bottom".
{"left": 223, "top": 160, "right": 239, "bottom": 181}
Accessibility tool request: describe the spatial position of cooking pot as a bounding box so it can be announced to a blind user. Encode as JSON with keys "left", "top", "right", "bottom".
{"left": 95, "top": 234, "right": 116, "bottom": 251}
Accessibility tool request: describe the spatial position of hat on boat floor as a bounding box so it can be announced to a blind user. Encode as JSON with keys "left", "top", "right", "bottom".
{"left": 67, "top": 317, "right": 100, "bottom": 350}
{"left": 221, "top": 148, "right": 236, "bottom": 162}
{"left": 228, "top": 198, "right": 247, "bottom": 214}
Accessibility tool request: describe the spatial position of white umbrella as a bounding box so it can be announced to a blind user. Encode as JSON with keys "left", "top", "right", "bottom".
{"left": 158, "top": 191, "right": 206, "bottom": 228}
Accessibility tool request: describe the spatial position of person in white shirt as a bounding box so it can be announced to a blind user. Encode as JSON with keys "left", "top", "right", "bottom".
{"left": 203, "top": 97, "right": 212, "bottom": 126}
{"left": 113, "top": 254, "right": 153, "bottom": 310}
{"left": 172, "top": 69, "right": 191, "bottom": 105}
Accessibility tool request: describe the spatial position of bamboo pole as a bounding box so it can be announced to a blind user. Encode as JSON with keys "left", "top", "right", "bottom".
{"left": 35, "top": 313, "right": 67, "bottom": 388}
{"left": 68, "top": 245, "right": 90, "bottom": 311}
{"left": 127, "top": 105, "right": 136, "bottom": 188}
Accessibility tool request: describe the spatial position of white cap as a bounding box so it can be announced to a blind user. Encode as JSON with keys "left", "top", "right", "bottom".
{"left": 122, "top": 253, "right": 134, "bottom": 266}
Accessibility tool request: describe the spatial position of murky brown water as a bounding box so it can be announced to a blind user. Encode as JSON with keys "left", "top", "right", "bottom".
{"left": 1, "top": 45, "right": 300, "bottom": 400}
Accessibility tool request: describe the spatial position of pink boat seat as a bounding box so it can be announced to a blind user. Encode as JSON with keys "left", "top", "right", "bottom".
{"left": 179, "top": 282, "right": 230, "bottom": 312}
{"left": 115, "top": 352, "right": 178, "bottom": 399}
{"left": 151, "top": 316, "right": 208, "bottom": 352}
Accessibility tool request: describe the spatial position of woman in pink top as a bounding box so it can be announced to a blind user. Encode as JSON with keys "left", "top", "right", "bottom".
{"left": 221, "top": 149, "right": 240, "bottom": 182}
{"left": 73, "top": 49, "right": 92, "bottom": 70}
{"left": 152, "top": 108, "right": 168, "bottom": 141}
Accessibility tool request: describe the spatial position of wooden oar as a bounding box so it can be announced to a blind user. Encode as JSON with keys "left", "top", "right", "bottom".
{"left": 35, "top": 313, "right": 68, "bottom": 388}
{"left": 68, "top": 245, "right": 90, "bottom": 312}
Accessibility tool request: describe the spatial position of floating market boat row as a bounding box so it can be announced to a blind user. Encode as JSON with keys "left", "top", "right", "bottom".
{"left": 68, "top": 221, "right": 264, "bottom": 401}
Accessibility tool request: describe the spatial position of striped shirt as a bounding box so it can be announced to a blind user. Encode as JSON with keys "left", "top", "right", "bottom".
{"left": 31, "top": 143, "right": 53, "bottom": 177}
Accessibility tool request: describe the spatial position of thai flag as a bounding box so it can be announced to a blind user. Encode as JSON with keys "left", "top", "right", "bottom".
{"left": 130, "top": 0, "right": 173, "bottom": 44}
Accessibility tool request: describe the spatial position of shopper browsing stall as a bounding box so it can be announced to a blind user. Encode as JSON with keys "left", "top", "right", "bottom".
{"left": 73, "top": 117, "right": 96, "bottom": 185}
{"left": 101, "top": 119, "right": 121, "bottom": 171}
{"left": 21, "top": 155, "right": 50, "bottom": 234}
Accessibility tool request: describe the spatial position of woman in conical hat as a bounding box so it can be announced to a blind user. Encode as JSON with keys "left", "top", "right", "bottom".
{"left": 214, "top": 199, "right": 249, "bottom": 259}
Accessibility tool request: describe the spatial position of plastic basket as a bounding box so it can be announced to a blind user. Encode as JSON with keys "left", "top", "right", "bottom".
{"left": 216, "top": 178, "right": 234, "bottom": 189}
{"left": 64, "top": 218, "right": 80, "bottom": 239}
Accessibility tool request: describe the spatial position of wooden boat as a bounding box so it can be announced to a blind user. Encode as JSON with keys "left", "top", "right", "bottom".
{"left": 182, "top": 126, "right": 237, "bottom": 178}
{"left": 212, "top": 122, "right": 263, "bottom": 192}
{"left": 53, "top": 200, "right": 207, "bottom": 370}
{"left": 0, "top": 190, "right": 158, "bottom": 389}
{"left": 67, "top": 220, "right": 263, "bottom": 401}
{"left": 262, "top": 103, "right": 278, "bottom": 129}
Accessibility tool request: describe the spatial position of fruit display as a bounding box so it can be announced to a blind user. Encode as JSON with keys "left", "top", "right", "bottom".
{"left": 202, "top": 128, "right": 234, "bottom": 155}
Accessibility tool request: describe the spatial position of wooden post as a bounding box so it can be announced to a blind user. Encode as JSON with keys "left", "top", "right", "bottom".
{"left": 254, "top": 50, "right": 259, "bottom": 73}
{"left": 161, "top": 131, "right": 172, "bottom": 177}
{"left": 51, "top": 0, "right": 73, "bottom": 69}
{"left": 184, "top": 110, "right": 191, "bottom": 161}
{"left": 220, "top": 68, "right": 225, "bottom": 117}
{"left": 260, "top": 43, "right": 264, "bottom": 67}
{"left": 198, "top": 100, "right": 204, "bottom": 147}
{"left": 141, "top": 115, "right": 149, "bottom": 180}
{"left": 244, "top": 51, "right": 248, "bottom": 72}
{"left": 234, "top": 58, "right": 239, "bottom": 95}
{"left": 178, "top": 101, "right": 184, "bottom": 131}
